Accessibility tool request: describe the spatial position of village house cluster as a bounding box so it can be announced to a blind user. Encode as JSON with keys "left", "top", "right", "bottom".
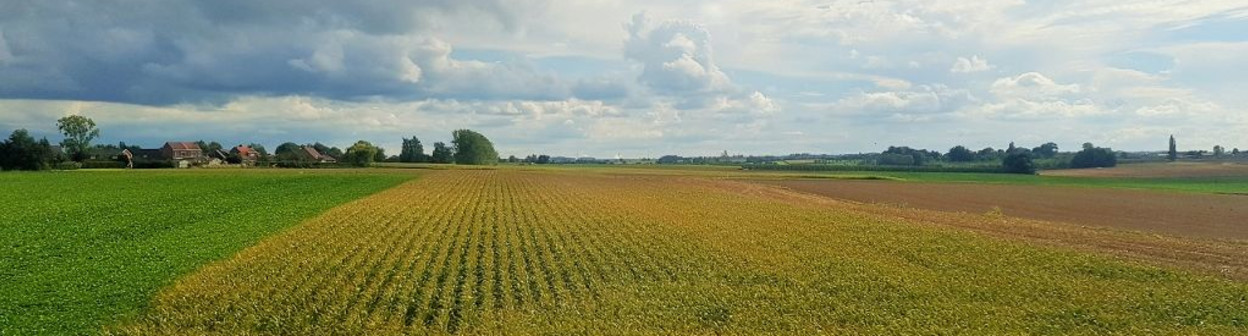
{"left": 91, "top": 142, "right": 337, "bottom": 168}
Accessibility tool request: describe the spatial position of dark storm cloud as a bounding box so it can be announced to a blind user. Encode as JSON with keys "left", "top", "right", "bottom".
{"left": 0, "top": 0, "right": 616, "bottom": 105}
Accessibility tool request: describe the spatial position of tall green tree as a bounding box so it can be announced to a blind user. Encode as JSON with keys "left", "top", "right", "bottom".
{"left": 1002, "top": 151, "right": 1037, "bottom": 174}
{"left": 195, "top": 140, "right": 223, "bottom": 154}
{"left": 344, "top": 141, "right": 379, "bottom": 167}
{"left": 0, "top": 129, "right": 55, "bottom": 171}
{"left": 400, "top": 137, "right": 426, "bottom": 163}
{"left": 1032, "top": 142, "right": 1059, "bottom": 158}
{"left": 431, "top": 142, "right": 453, "bottom": 164}
{"left": 946, "top": 146, "right": 976, "bottom": 162}
{"left": 1071, "top": 143, "right": 1117, "bottom": 169}
{"left": 273, "top": 142, "right": 311, "bottom": 167}
{"left": 451, "top": 129, "right": 499, "bottom": 165}
{"left": 1168, "top": 135, "right": 1178, "bottom": 162}
{"left": 373, "top": 147, "right": 387, "bottom": 162}
{"left": 57, "top": 115, "right": 101, "bottom": 161}
{"left": 274, "top": 142, "right": 301, "bottom": 156}
{"left": 1213, "top": 145, "right": 1226, "bottom": 158}
{"left": 325, "top": 147, "right": 344, "bottom": 159}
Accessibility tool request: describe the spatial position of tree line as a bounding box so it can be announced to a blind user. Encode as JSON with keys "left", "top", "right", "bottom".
{"left": 879, "top": 142, "right": 1118, "bottom": 174}
{"left": 0, "top": 115, "right": 94, "bottom": 171}
{"left": 1, "top": 114, "right": 502, "bottom": 170}
{"left": 395, "top": 129, "right": 499, "bottom": 165}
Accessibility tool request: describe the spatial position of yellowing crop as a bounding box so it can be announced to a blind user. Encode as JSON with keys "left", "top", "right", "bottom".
{"left": 111, "top": 170, "right": 1248, "bottom": 335}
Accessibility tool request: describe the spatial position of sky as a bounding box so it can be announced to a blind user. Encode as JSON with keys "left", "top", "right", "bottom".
{"left": 1, "top": 0, "right": 1245, "bottom": 158}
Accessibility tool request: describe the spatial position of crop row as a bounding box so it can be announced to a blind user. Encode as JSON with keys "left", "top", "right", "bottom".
{"left": 112, "top": 171, "right": 714, "bottom": 334}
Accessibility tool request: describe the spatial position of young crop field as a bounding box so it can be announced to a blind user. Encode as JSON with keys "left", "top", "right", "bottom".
{"left": 0, "top": 170, "right": 413, "bottom": 335}
{"left": 109, "top": 170, "right": 1248, "bottom": 335}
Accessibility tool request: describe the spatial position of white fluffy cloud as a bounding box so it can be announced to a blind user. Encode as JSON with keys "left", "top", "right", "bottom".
{"left": 950, "top": 56, "right": 993, "bottom": 73}
{"left": 990, "top": 73, "right": 1082, "bottom": 100}
{"left": 2, "top": 0, "right": 1246, "bottom": 155}
{"left": 624, "top": 12, "right": 733, "bottom": 94}
{"left": 832, "top": 85, "right": 976, "bottom": 117}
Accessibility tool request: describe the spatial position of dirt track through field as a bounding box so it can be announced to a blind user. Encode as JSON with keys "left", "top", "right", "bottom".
{"left": 759, "top": 180, "right": 1248, "bottom": 241}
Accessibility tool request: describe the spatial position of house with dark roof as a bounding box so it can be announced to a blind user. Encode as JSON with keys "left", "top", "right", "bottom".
{"left": 87, "top": 147, "right": 127, "bottom": 161}
{"left": 132, "top": 149, "right": 163, "bottom": 161}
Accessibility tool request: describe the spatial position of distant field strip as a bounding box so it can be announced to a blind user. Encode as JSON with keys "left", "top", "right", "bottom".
{"left": 114, "top": 171, "right": 1248, "bottom": 335}
{"left": 761, "top": 179, "right": 1248, "bottom": 240}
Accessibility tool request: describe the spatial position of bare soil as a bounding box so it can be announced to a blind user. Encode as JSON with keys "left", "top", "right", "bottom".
{"left": 731, "top": 179, "right": 1248, "bottom": 280}
{"left": 757, "top": 179, "right": 1248, "bottom": 241}
{"left": 1043, "top": 162, "right": 1248, "bottom": 178}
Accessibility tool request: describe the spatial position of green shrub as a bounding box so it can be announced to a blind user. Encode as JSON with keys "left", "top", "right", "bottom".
{"left": 1002, "top": 152, "right": 1037, "bottom": 174}
{"left": 55, "top": 162, "right": 82, "bottom": 170}
{"left": 81, "top": 160, "right": 125, "bottom": 169}
{"left": 133, "top": 160, "right": 175, "bottom": 169}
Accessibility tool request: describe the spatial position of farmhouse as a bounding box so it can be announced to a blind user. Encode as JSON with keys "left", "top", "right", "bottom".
{"left": 301, "top": 146, "right": 337, "bottom": 164}
{"left": 230, "top": 145, "right": 260, "bottom": 165}
{"left": 161, "top": 142, "right": 204, "bottom": 168}
{"left": 161, "top": 142, "right": 203, "bottom": 160}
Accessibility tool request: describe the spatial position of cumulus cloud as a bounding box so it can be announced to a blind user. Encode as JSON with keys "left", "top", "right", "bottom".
{"left": 950, "top": 56, "right": 993, "bottom": 73}
{"left": 710, "top": 91, "right": 780, "bottom": 116}
{"left": 1134, "top": 98, "right": 1220, "bottom": 118}
{"left": 976, "top": 99, "right": 1106, "bottom": 120}
{"left": 0, "top": 0, "right": 569, "bottom": 105}
{"left": 3, "top": 0, "right": 1247, "bottom": 155}
{"left": 990, "top": 72, "right": 1081, "bottom": 100}
{"left": 833, "top": 85, "right": 976, "bottom": 116}
{"left": 624, "top": 12, "right": 733, "bottom": 94}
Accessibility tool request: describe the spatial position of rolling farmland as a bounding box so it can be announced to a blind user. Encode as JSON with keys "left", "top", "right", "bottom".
{"left": 108, "top": 170, "right": 1248, "bottom": 335}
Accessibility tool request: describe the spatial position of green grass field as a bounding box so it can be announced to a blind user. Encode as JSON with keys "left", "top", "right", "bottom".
{"left": 0, "top": 170, "right": 413, "bottom": 335}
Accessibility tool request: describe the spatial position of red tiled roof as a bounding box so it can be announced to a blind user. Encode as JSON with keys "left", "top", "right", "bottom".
{"left": 165, "top": 142, "right": 201, "bottom": 151}
{"left": 234, "top": 145, "right": 256, "bottom": 157}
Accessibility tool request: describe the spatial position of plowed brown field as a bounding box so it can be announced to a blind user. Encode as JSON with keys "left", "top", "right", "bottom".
{"left": 760, "top": 179, "right": 1248, "bottom": 240}
{"left": 1043, "top": 162, "right": 1248, "bottom": 178}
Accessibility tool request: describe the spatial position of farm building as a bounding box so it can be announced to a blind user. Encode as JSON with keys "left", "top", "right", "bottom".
{"left": 161, "top": 142, "right": 204, "bottom": 168}
{"left": 207, "top": 149, "right": 231, "bottom": 166}
{"left": 230, "top": 145, "right": 261, "bottom": 165}
{"left": 301, "top": 146, "right": 337, "bottom": 164}
{"left": 161, "top": 142, "right": 203, "bottom": 160}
